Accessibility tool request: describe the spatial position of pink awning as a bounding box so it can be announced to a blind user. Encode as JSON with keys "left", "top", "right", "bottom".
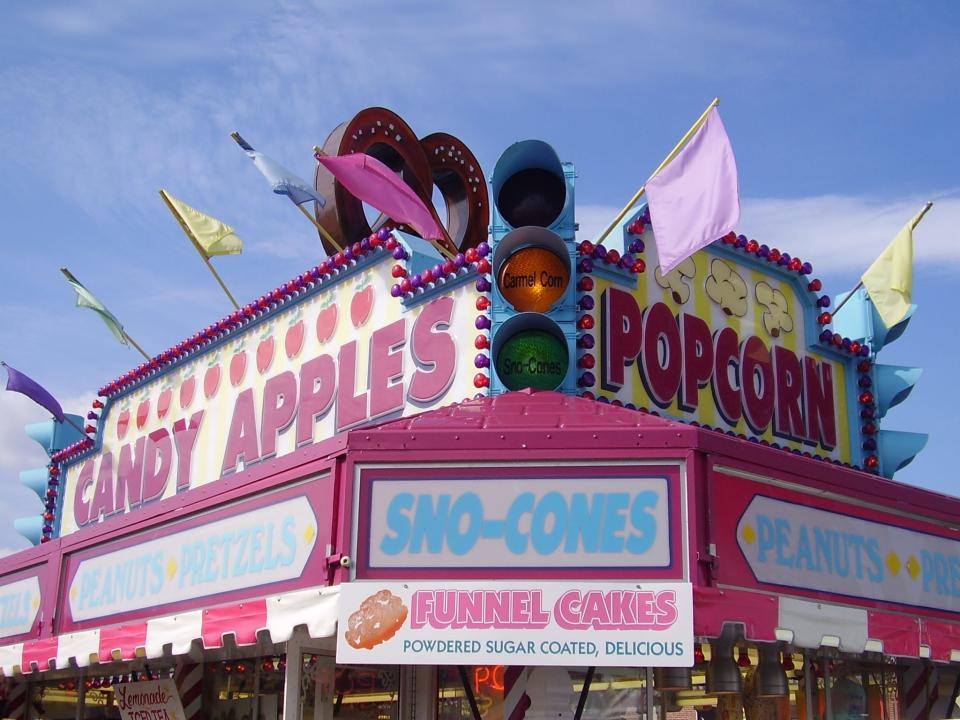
{"left": 0, "top": 585, "right": 339, "bottom": 675}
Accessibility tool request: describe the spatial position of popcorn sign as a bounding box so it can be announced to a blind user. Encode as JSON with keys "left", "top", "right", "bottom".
{"left": 592, "top": 241, "right": 858, "bottom": 463}
{"left": 337, "top": 581, "right": 693, "bottom": 666}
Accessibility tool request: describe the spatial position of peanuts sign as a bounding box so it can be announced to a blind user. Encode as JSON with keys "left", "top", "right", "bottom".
{"left": 593, "top": 237, "right": 857, "bottom": 463}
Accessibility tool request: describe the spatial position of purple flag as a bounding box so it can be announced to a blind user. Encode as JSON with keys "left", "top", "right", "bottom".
{"left": 646, "top": 107, "right": 740, "bottom": 276}
{"left": 2, "top": 362, "right": 64, "bottom": 421}
{"left": 316, "top": 153, "right": 443, "bottom": 241}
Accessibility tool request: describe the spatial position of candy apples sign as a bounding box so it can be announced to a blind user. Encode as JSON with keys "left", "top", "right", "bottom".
{"left": 592, "top": 237, "right": 858, "bottom": 464}
{"left": 59, "top": 254, "right": 480, "bottom": 536}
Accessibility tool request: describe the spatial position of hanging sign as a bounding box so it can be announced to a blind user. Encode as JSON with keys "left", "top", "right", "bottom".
{"left": 337, "top": 580, "right": 693, "bottom": 667}
{"left": 114, "top": 679, "right": 186, "bottom": 720}
{"left": 0, "top": 575, "right": 41, "bottom": 639}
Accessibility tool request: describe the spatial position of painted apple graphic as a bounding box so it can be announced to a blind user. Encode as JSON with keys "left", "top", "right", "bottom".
{"left": 316, "top": 304, "right": 338, "bottom": 344}
{"left": 230, "top": 350, "right": 247, "bottom": 386}
{"left": 257, "top": 335, "right": 275, "bottom": 374}
{"left": 117, "top": 408, "right": 130, "bottom": 440}
{"left": 157, "top": 387, "right": 172, "bottom": 420}
{"left": 351, "top": 286, "right": 374, "bottom": 328}
{"left": 180, "top": 375, "right": 196, "bottom": 409}
{"left": 286, "top": 320, "right": 304, "bottom": 359}
{"left": 136, "top": 399, "right": 151, "bottom": 430}
{"left": 204, "top": 364, "right": 221, "bottom": 399}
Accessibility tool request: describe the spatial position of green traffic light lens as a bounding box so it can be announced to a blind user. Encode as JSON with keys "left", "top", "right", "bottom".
{"left": 495, "top": 329, "right": 568, "bottom": 391}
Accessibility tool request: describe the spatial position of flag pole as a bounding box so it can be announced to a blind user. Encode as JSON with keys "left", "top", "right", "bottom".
{"left": 313, "top": 146, "right": 457, "bottom": 261}
{"left": 58, "top": 268, "right": 151, "bottom": 362}
{"left": 230, "top": 132, "right": 344, "bottom": 253}
{"left": 595, "top": 97, "right": 721, "bottom": 245}
{"left": 158, "top": 190, "right": 240, "bottom": 310}
{"left": 832, "top": 201, "right": 934, "bottom": 316}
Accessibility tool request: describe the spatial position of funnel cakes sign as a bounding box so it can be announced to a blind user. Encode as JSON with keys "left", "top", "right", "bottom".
{"left": 337, "top": 581, "right": 693, "bottom": 666}
{"left": 593, "top": 233, "right": 859, "bottom": 464}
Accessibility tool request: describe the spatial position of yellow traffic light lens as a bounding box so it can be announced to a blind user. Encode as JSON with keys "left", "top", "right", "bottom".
{"left": 496, "top": 247, "right": 569, "bottom": 312}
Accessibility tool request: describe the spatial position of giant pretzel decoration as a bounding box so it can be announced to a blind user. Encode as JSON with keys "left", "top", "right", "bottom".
{"left": 313, "top": 107, "right": 489, "bottom": 258}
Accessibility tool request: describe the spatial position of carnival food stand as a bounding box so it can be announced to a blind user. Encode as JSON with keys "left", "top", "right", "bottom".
{"left": 0, "top": 107, "right": 955, "bottom": 720}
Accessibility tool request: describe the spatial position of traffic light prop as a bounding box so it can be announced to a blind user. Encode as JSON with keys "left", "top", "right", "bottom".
{"left": 832, "top": 287, "right": 926, "bottom": 477}
{"left": 483, "top": 140, "right": 577, "bottom": 393}
{"left": 16, "top": 416, "right": 84, "bottom": 544}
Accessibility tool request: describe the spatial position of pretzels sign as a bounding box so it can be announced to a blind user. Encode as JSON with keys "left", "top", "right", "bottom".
{"left": 313, "top": 107, "right": 490, "bottom": 258}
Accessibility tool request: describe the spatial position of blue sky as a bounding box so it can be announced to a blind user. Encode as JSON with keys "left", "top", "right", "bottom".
{"left": 0, "top": 0, "right": 958, "bottom": 552}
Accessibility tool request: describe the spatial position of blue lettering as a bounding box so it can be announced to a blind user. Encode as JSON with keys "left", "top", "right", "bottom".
{"left": 411, "top": 494, "right": 449, "bottom": 553}
{"left": 505, "top": 492, "right": 534, "bottom": 554}
{"left": 565, "top": 493, "right": 602, "bottom": 553}
{"left": 626, "top": 491, "right": 658, "bottom": 555}
{"left": 756, "top": 514, "right": 775, "bottom": 563}
{"left": 278, "top": 516, "right": 297, "bottom": 566}
{"left": 795, "top": 525, "right": 813, "bottom": 570}
{"left": 531, "top": 492, "right": 567, "bottom": 555}
{"left": 447, "top": 493, "right": 482, "bottom": 555}
{"left": 601, "top": 493, "right": 629, "bottom": 553}
{"left": 774, "top": 518, "right": 793, "bottom": 567}
{"left": 865, "top": 538, "right": 883, "bottom": 583}
{"left": 380, "top": 493, "right": 413, "bottom": 555}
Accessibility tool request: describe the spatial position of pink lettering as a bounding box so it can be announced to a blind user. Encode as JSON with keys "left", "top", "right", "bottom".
{"left": 408, "top": 297, "right": 457, "bottom": 404}
{"left": 369, "top": 319, "right": 406, "bottom": 419}
{"left": 173, "top": 410, "right": 204, "bottom": 492}
{"left": 260, "top": 372, "right": 297, "bottom": 458}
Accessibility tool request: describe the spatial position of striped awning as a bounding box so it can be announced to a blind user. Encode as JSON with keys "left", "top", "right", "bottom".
{"left": 0, "top": 585, "right": 339, "bottom": 675}
{"left": 694, "top": 587, "right": 960, "bottom": 663}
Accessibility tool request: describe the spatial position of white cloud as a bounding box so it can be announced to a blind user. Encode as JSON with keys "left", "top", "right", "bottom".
{"left": 577, "top": 191, "right": 960, "bottom": 270}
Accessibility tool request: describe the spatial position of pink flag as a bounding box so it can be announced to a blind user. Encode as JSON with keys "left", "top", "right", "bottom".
{"left": 316, "top": 153, "right": 443, "bottom": 241}
{"left": 645, "top": 107, "right": 740, "bottom": 276}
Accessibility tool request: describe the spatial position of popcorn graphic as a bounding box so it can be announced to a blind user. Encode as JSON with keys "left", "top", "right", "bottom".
{"left": 755, "top": 281, "right": 794, "bottom": 337}
{"left": 654, "top": 257, "right": 697, "bottom": 305}
{"left": 704, "top": 258, "right": 748, "bottom": 317}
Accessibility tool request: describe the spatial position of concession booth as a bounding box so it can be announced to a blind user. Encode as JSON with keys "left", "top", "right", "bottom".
{"left": 0, "top": 108, "right": 956, "bottom": 720}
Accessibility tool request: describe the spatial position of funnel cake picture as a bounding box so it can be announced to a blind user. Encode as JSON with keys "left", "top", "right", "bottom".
{"left": 345, "top": 589, "right": 409, "bottom": 650}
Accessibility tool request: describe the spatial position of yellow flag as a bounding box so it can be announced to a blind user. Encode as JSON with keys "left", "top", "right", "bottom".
{"left": 160, "top": 190, "right": 243, "bottom": 259}
{"left": 861, "top": 207, "right": 926, "bottom": 329}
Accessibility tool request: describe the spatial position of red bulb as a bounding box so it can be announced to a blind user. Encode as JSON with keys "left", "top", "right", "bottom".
{"left": 475, "top": 334, "right": 489, "bottom": 350}
{"left": 862, "top": 423, "right": 877, "bottom": 435}
{"left": 391, "top": 265, "right": 407, "bottom": 278}
{"left": 605, "top": 249, "right": 621, "bottom": 265}
{"left": 475, "top": 258, "right": 491, "bottom": 275}
{"left": 737, "top": 647, "right": 751, "bottom": 667}
{"left": 768, "top": 249, "right": 781, "bottom": 262}
{"left": 578, "top": 353, "right": 596, "bottom": 369}
{"left": 859, "top": 391, "right": 874, "bottom": 405}
{"left": 442, "top": 260, "right": 456, "bottom": 275}
{"left": 789, "top": 258, "right": 802, "bottom": 272}
{"left": 473, "top": 373, "right": 489, "bottom": 389}
{"left": 632, "top": 259, "right": 646, "bottom": 273}
{"left": 578, "top": 240, "right": 595, "bottom": 256}
{"left": 577, "top": 276, "right": 594, "bottom": 291}
{"left": 746, "top": 240, "right": 760, "bottom": 254}
{"left": 421, "top": 269, "right": 434, "bottom": 284}
{"left": 817, "top": 312, "right": 832, "bottom": 325}
{"left": 694, "top": 643, "right": 706, "bottom": 664}
{"left": 864, "top": 455, "right": 879, "bottom": 469}
{"left": 465, "top": 247, "right": 479, "bottom": 263}
{"left": 808, "top": 278, "right": 822, "bottom": 291}
{"left": 857, "top": 360, "right": 872, "bottom": 373}
{"left": 577, "top": 315, "right": 595, "bottom": 330}
{"left": 476, "top": 296, "right": 491, "bottom": 311}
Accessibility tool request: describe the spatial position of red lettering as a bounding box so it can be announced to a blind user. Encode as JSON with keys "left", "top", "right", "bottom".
{"left": 221, "top": 389, "right": 259, "bottom": 475}
{"left": 141, "top": 428, "right": 172, "bottom": 504}
{"left": 804, "top": 356, "right": 837, "bottom": 450}
{"left": 261, "top": 372, "right": 297, "bottom": 458}
{"left": 408, "top": 297, "right": 457, "bottom": 404}
{"left": 370, "top": 319, "right": 406, "bottom": 419}
{"left": 680, "top": 313, "right": 713, "bottom": 411}
{"left": 773, "top": 346, "right": 806, "bottom": 442}
{"left": 600, "top": 287, "right": 642, "bottom": 391}
{"left": 296, "top": 355, "right": 336, "bottom": 445}
{"left": 337, "top": 341, "right": 368, "bottom": 430}
{"left": 741, "top": 335, "right": 774, "bottom": 433}
{"left": 711, "top": 327, "right": 741, "bottom": 424}
{"left": 73, "top": 460, "right": 95, "bottom": 528}
{"left": 172, "top": 410, "right": 204, "bottom": 492}
{"left": 640, "top": 302, "right": 682, "bottom": 408}
{"left": 116, "top": 437, "right": 145, "bottom": 511}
